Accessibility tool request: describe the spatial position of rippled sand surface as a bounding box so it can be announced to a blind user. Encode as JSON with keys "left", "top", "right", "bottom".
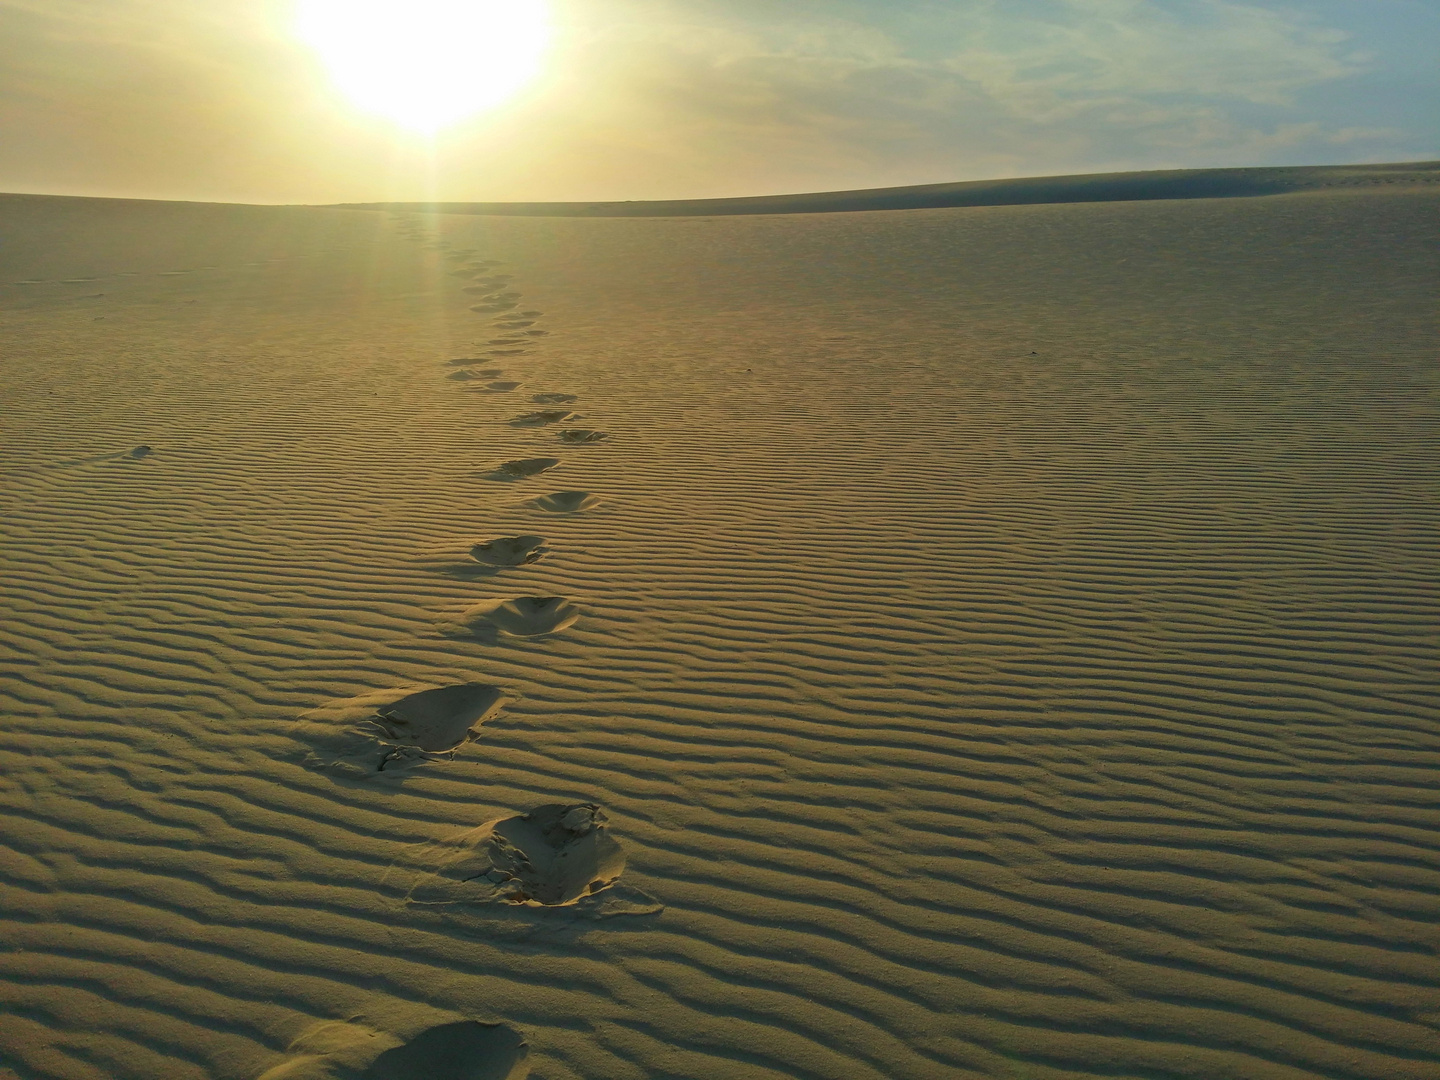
{"left": 1, "top": 178, "right": 1437, "bottom": 1080}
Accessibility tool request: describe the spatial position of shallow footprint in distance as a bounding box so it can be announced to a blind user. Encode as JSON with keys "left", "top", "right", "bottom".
{"left": 482, "top": 457, "right": 560, "bottom": 481}
{"left": 446, "top": 596, "right": 578, "bottom": 639}
{"left": 479, "top": 381, "right": 522, "bottom": 393}
{"left": 524, "top": 491, "right": 600, "bottom": 513}
{"left": 470, "top": 535, "right": 548, "bottom": 566}
{"left": 558, "top": 429, "right": 608, "bottom": 444}
{"left": 530, "top": 392, "right": 576, "bottom": 404}
{"left": 492, "top": 319, "right": 533, "bottom": 329}
{"left": 293, "top": 683, "right": 512, "bottom": 778}
{"left": 509, "top": 410, "right": 576, "bottom": 427}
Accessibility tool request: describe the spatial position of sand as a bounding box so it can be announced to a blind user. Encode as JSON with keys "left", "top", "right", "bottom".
{"left": 0, "top": 171, "right": 1437, "bottom": 1080}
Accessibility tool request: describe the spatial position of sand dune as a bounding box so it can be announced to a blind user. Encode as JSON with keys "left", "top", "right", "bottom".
{"left": 334, "top": 160, "right": 1440, "bottom": 217}
{"left": 0, "top": 172, "right": 1437, "bottom": 1080}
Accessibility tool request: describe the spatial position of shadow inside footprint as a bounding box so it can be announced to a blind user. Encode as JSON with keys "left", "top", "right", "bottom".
{"left": 447, "top": 596, "right": 578, "bottom": 639}
{"left": 480, "top": 457, "right": 560, "bottom": 481}
{"left": 508, "top": 410, "right": 576, "bottom": 427}
{"left": 470, "top": 535, "right": 547, "bottom": 566}
{"left": 404, "top": 804, "right": 624, "bottom": 907}
{"left": 360, "top": 1022, "right": 530, "bottom": 1080}
{"left": 524, "top": 491, "right": 600, "bottom": 513}
{"left": 292, "top": 683, "right": 511, "bottom": 779}
{"left": 558, "top": 429, "right": 608, "bottom": 444}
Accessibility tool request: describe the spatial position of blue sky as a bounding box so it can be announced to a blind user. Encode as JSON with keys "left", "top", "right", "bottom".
{"left": 0, "top": 0, "right": 1434, "bottom": 202}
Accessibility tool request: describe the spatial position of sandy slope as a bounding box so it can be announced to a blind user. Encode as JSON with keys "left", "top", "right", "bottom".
{"left": 0, "top": 177, "right": 1437, "bottom": 1080}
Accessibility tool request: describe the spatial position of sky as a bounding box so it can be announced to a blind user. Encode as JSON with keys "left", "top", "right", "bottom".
{"left": 0, "top": 0, "right": 1435, "bottom": 204}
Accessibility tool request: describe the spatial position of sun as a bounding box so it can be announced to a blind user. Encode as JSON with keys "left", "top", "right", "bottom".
{"left": 296, "top": 0, "right": 551, "bottom": 133}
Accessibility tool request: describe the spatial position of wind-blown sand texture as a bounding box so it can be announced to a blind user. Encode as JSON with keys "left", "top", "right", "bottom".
{"left": 1, "top": 169, "right": 1438, "bottom": 1080}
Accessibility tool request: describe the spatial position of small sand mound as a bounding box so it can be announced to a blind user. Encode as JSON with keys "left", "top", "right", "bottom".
{"left": 293, "top": 683, "right": 511, "bottom": 778}
{"left": 508, "top": 410, "right": 576, "bottom": 427}
{"left": 404, "top": 804, "right": 625, "bottom": 908}
{"left": 558, "top": 429, "right": 608, "bottom": 444}
{"left": 524, "top": 491, "right": 600, "bottom": 513}
{"left": 482, "top": 457, "right": 560, "bottom": 481}
{"left": 361, "top": 1021, "right": 529, "bottom": 1080}
{"left": 470, "top": 535, "right": 547, "bottom": 566}
{"left": 448, "top": 596, "right": 578, "bottom": 638}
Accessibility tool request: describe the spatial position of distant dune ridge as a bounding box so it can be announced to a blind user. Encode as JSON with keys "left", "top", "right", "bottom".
{"left": 331, "top": 159, "right": 1440, "bottom": 217}
{"left": 0, "top": 163, "right": 1437, "bottom": 1080}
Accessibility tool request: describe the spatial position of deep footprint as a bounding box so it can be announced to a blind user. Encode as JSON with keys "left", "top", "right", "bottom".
{"left": 404, "top": 804, "right": 624, "bottom": 907}
{"left": 448, "top": 596, "right": 578, "bottom": 638}
{"left": 470, "top": 535, "right": 548, "bottom": 566}
{"left": 482, "top": 457, "right": 560, "bottom": 481}
{"left": 258, "top": 1019, "right": 530, "bottom": 1080}
{"left": 293, "top": 683, "right": 511, "bottom": 778}
{"left": 524, "top": 491, "right": 600, "bottom": 513}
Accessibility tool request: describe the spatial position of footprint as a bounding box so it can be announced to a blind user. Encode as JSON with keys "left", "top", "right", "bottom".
{"left": 558, "top": 429, "right": 608, "bottom": 444}
{"left": 524, "top": 491, "right": 600, "bottom": 513}
{"left": 257, "top": 1019, "right": 529, "bottom": 1080}
{"left": 293, "top": 683, "right": 512, "bottom": 778}
{"left": 361, "top": 1022, "right": 530, "bottom": 1080}
{"left": 521, "top": 330, "right": 548, "bottom": 337}
{"left": 448, "top": 596, "right": 578, "bottom": 638}
{"left": 487, "top": 349, "right": 529, "bottom": 356}
{"left": 401, "top": 803, "right": 624, "bottom": 907}
{"left": 486, "top": 337, "right": 527, "bottom": 345}
{"left": 470, "top": 535, "right": 548, "bottom": 566}
{"left": 482, "top": 457, "right": 560, "bottom": 481}
{"left": 517, "top": 310, "right": 543, "bottom": 317}
{"left": 447, "top": 370, "right": 479, "bottom": 381}
{"left": 530, "top": 393, "right": 576, "bottom": 404}
{"left": 128, "top": 445, "right": 153, "bottom": 459}
{"left": 446, "top": 360, "right": 506, "bottom": 374}
{"left": 509, "top": 410, "right": 576, "bottom": 427}
{"left": 471, "top": 303, "right": 516, "bottom": 314}
{"left": 480, "top": 381, "right": 522, "bottom": 393}
{"left": 492, "top": 320, "right": 533, "bottom": 329}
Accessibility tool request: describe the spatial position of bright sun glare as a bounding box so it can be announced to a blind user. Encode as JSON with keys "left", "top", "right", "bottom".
{"left": 296, "top": 0, "right": 551, "bottom": 133}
